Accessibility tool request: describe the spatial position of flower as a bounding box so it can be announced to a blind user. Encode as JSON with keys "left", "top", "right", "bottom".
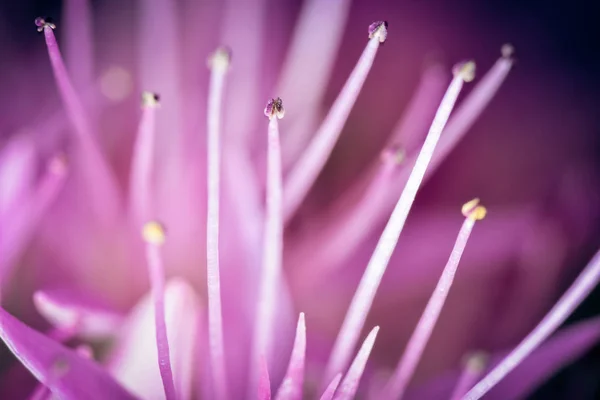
{"left": 0, "top": 1, "right": 599, "bottom": 399}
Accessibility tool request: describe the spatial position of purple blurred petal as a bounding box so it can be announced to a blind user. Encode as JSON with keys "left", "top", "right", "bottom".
{"left": 0, "top": 306, "right": 137, "bottom": 400}
{"left": 106, "top": 278, "right": 201, "bottom": 400}
{"left": 33, "top": 287, "right": 124, "bottom": 339}
{"left": 405, "top": 315, "right": 600, "bottom": 400}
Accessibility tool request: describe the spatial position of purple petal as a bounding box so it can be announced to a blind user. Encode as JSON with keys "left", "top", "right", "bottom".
{"left": 405, "top": 315, "right": 600, "bottom": 400}
{"left": 106, "top": 278, "right": 201, "bottom": 400}
{"left": 33, "top": 288, "right": 123, "bottom": 339}
{"left": 486, "top": 316, "right": 600, "bottom": 400}
{"left": 0, "top": 306, "right": 137, "bottom": 400}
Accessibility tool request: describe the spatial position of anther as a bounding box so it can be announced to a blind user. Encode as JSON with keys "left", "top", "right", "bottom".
{"left": 501, "top": 43, "right": 515, "bottom": 59}
{"left": 264, "top": 97, "right": 285, "bottom": 120}
{"left": 461, "top": 198, "right": 487, "bottom": 221}
{"left": 207, "top": 47, "right": 232, "bottom": 71}
{"left": 453, "top": 61, "right": 476, "bottom": 83}
{"left": 380, "top": 145, "right": 406, "bottom": 165}
{"left": 35, "top": 17, "right": 55, "bottom": 32}
{"left": 368, "top": 21, "right": 388, "bottom": 43}
{"left": 141, "top": 91, "right": 161, "bottom": 108}
{"left": 142, "top": 221, "right": 166, "bottom": 245}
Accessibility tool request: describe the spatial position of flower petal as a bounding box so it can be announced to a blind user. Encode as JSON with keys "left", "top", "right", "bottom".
{"left": 33, "top": 288, "right": 124, "bottom": 339}
{"left": 0, "top": 306, "right": 137, "bottom": 400}
{"left": 405, "top": 315, "right": 600, "bottom": 400}
{"left": 106, "top": 278, "right": 201, "bottom": 400}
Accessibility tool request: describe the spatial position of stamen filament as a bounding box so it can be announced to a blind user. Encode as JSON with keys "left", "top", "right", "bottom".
{"left": 319, "top": 373, "right": 343, "bottom": 400}
{"left": 206, "top": 48, "right": 230, "bottom": 400}
{"left": 429, "top": 48, "right": 514, "bottom": 173}
{"left": 142, "top": 222, "right": 177, "bottom": 400}
{"left": 253, "top": 101, "right": 285, "bottom": 386}
{"left": 385, "top": 201, "right": 485, "bottom": 399}
{"left": 463, "top": 248, "right": 600, "bottom": 400}
{"left": 284, "top": 23, "right": 387, "bottom": 221}
{"left": 303, "top": 49, "right": 513, "bottom": 279}
{"left": 40, "top": 23, "right": 119, "bottom": 222}
{"left": 275, "top": 313, "right": 307, "bottom": 400}
{"left": 129, "top": 92, "right": 159, "bottom": 224}
{"left": 449, "top": 352, "right": 488, "bottom": 400}
{"left": 324, "top": 64, "right": 473, "bottom": 384}
{"left": 333, "top": 326, "right": 380, "bottom": 400}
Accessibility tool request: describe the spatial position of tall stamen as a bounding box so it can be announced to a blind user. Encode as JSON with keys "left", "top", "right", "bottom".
{"left": 284, "top": 21, "right": 388, "bottom": 221}
{"left": 205, "top": 47, "right": 231, "bottom": 400}
{"left": 252, "top": 98, "right": 285, "bottom": 391}
{"left": 324, "top": 62, "right": 475, "bottom": 384}
{"left": 463, "top": 248, "right": 600, "bottom": 400}
{"left": 141, "top": 222, "right": 177, "bottom": 400}
{"left": 36, "top": 18, "right": 119, "bottom": 222}
{"left": 449, "top": 352, "right": 489, "bottom": 400}
{"left": 333, "top": 326, "right": 380, "bottom": 400}
{"left": 430, "top": 46, "right": 514, "bottom": 173}
{"left": 384, "top": 199, "right": 487, "bottom": 399}
{"left": 129, "top": 92, "right": 160, "bottom": 224}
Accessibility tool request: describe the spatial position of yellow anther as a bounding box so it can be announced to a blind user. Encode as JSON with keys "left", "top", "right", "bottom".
{"left": 142, "top": 221, "right": 166, "bottom": 245}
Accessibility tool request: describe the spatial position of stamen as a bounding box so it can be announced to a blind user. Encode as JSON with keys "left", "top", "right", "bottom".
{"left": 206, "top": 47, "right": 231, "bottom": 400}
{"left": 319, "top": 373, "right": 343, "bottom": 400}
{"left": 284, "top": 21, "right": 387, "bottom": 221}
{"left": 463, "top": 248, "right": 600, "bottom": 400}
{"left": 141, "top": 221, "right": 177, "bottom": 400}
{"left": 430, "top": 46, "right": 514, "bottom": 173}
{"left": 333, "top": 326, "right": 380, "bottom": 400}
{"left": 275, "top": 313, "right": 307, "bottom": 400}
{"left": 384, "top": 200, "right": 485, "bottom": 399}
{"left": 324, "top": 64, "right": 473, "bottom": 384}
{"left": 38, "top": 18, "right": 120, "bottom": 222}
{"left": 129, "top": 92, "right": 160, "bottom": 224}
{"left": 278, "top": 0, "right": 352, "bottom": 169}
{"left": 449, "top": 352, "right": 488, "bottom": 400}
{"left": 253, "top": 98, "right": 285, "bottom": 388}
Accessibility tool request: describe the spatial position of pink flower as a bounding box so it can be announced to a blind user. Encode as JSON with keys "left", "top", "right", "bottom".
{"left": 0, "top": 1, "right": 598, "bottom": 399}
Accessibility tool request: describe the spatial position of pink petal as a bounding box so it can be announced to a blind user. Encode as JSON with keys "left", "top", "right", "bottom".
{"left": 405, "top": 315, "right": 600, "bottom": 400}
{"left": 33, "top": 288, "right": 124, "bottom": 339}
{"left": 0, "top": 135, "right": 35, "bottom": 217}
{"left": 0, "top": 306, "right": 136, "bottom": 400}
{"left": 106, "top": 278, "right": 201, "bottom": 400}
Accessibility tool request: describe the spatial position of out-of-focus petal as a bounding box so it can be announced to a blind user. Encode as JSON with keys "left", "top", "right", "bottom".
{"left": 33, "top": 288, "right": 124, "bottom": 339}
{"left": 106, "top": 278, "right": 201, "bottom": 400}
{"left": 0, "top": 135, "right": 35, "bottom": 217}
{"left": 405, "top": 315, "right": 600, "bottom": 400}
{"left": 259, "top": 356, "right": 272, "bottom": 400}
{"left": 0, "top": 306, "right": 137, "bottom": 400}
